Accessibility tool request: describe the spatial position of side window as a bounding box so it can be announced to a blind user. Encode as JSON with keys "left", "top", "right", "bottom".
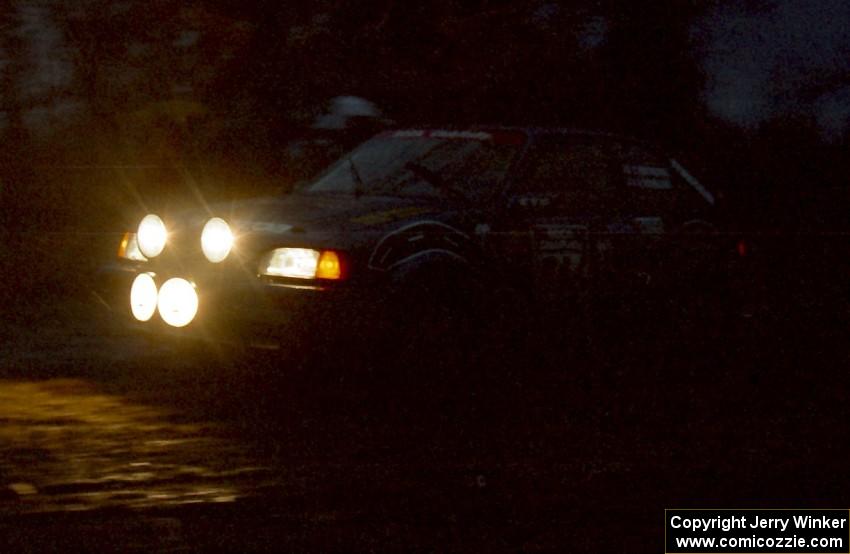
{"left": 614, "top": 143, "right": 706, "bottom": 215}
{"left": 612, "top": 142, "right": 681, "bottom": 214}
{"left": 416, "top": 140, "right": 517, "bottom": 203}
{"left": 513, "top": 138, "right": 618, "bottom": 214}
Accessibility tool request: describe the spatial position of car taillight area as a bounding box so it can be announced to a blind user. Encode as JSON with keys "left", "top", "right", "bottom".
{"left": 736, "top": 238, "right": 748, "bottom": 258}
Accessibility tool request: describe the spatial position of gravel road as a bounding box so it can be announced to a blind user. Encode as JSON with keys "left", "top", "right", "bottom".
{"left": 1, "top": 297, "right": 849, "bottom": 552}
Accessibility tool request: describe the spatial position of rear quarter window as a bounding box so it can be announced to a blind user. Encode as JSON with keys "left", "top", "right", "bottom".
{"left": 611, "top": 141, "right": 710, "bottom": 215}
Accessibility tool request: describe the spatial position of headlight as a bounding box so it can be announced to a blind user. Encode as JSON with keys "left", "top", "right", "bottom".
{"left": 118, "top": 232, "right": 148, "bottom": 261}
{"left": 201, "top": 217, "right": 234, "bottom": 263}
{"left": 130, "top": 273, "right": 157, "bottom": 322}
{"left": 137, "top": 214, "right": 167, "bottom": 258}
{"left": 260, "top": 248, "right": 342, "bottom": 280}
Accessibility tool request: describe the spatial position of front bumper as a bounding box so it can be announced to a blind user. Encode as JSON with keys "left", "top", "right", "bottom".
{"left": 97, "top": 261, "right": 382, "bottom": 350}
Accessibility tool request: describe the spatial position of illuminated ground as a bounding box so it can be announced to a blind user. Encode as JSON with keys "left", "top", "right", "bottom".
{"left": 0, "top": 299, "right": 848, "bottom": 551}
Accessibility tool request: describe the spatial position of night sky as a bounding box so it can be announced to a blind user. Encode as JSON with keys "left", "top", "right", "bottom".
{"left": 699, "top": 0, "right": 850, "bottom": 136}
{"left": 3, "top": 1, "right": 850, "bottom": 137}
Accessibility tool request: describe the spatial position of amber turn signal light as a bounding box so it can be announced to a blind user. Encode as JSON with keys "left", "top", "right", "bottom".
{"left": 316, "top": 250, "right": 342, "bottom": 280}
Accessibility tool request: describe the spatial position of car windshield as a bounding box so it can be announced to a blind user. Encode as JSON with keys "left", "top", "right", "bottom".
{"left": 305, "top": 130, "right": 523, "bottom": 202}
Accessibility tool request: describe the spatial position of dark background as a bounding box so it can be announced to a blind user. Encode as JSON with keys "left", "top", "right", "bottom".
{"left": 2, "top": 2, "right": 850, "bottom": 552}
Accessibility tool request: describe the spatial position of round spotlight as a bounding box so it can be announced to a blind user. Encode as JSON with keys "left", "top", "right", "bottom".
{"left": 130, "top": 273, "right": 158, "bottom": 322}
{"left": 201, "top": 217, "right": 234, "bottom": 263}
{"left": 157, "top": 278, "right": 199, "bottom": 328}
{"left": 137, "top": 214, "right": 167, "bottom": 258}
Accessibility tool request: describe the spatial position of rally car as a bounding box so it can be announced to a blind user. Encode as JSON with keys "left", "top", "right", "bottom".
{"left": 99, "top": 128, "right": 725, "bottom": 352}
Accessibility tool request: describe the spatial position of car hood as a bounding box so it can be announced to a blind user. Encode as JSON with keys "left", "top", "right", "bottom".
{"left": 192, "top": 193, "right": 459, "bottom": 252}
{"left": 233, "top": 193, "right": 439, "bottom": 229}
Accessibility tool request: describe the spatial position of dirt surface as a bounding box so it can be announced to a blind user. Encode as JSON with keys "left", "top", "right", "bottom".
{"left": 1, "top": 297, "right": 849, "bottom": 552}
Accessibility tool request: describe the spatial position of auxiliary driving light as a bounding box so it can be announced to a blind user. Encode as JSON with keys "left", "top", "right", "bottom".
{"left": 130, "top": 273, "right": 158, "bottom": 322}
{"left": 137, "top": 214, "right": 167, "bottom": 258}
{"left": 201, "top": 217, "right": 234, "bottom": 263}
{"left": 157, "top": 278, "right": 199, "bottom": 328}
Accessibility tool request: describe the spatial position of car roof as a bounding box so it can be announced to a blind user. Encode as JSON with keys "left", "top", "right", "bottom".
{"left": 384, "top": 126, "right": 659, "bottom": 149}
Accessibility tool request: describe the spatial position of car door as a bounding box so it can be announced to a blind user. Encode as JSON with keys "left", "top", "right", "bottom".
{"left": 600, "top": 140, "right": 678, "bottom": 292}
{"left": 610, "top": 141, "right": 717, "bottom": 292}
{"left": 494, "top": 134, "right": 620, "bottom": 309}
